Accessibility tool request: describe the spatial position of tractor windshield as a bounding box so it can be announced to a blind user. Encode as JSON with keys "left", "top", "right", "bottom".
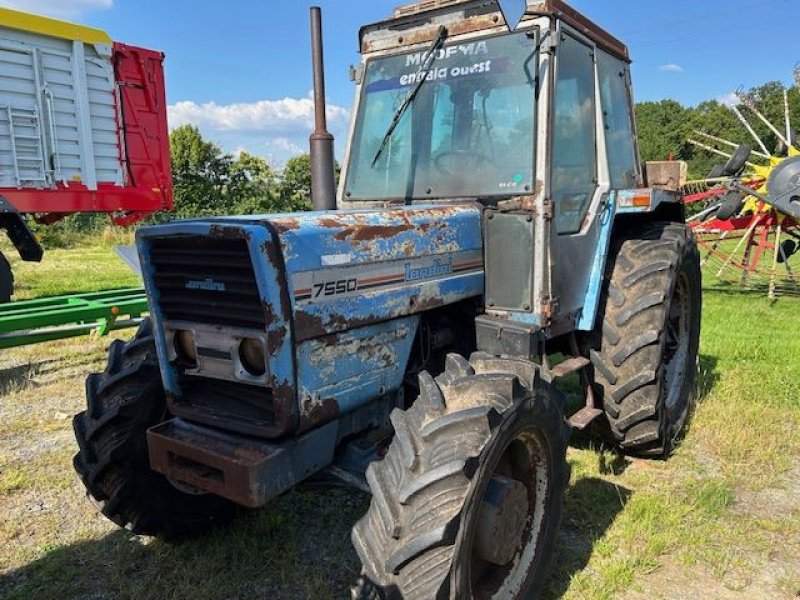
{"left": 344, "top": 31, "right": 537, "bottom": 201}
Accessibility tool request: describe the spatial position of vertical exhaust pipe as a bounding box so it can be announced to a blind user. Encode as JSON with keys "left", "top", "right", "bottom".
{"left": 309, "top": 6, "right": 337, "bottom": 211}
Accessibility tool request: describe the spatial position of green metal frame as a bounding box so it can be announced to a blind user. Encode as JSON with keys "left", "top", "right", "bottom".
{"left": 0, "top": 288, "right": 148, "bottom": 349}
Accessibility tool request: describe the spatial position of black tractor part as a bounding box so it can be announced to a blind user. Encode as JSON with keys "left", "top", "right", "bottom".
{"left": 352, "top": 354, "right": 570, "bottom": 600}
{"left": 778, "top": 239, "right": 798, "bottom": 264}
{"left": 589, "top": 222, "right": 702, "bottom": 457}
{"left": 715, "top": 192, "right": 745, "bottom": 221}
{"left": 0, "top": 251, "right": 12, "bottom": 303}
{"left": 722, "top": 144, "right": 751, "bottom": 177}
{"left": 73, "top": 319, "right": 236, "bottom": 538}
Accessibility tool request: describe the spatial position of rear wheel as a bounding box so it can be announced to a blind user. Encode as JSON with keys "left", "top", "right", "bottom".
{"left": 0, "top": 252, "right": 13, "bottom": 303}
{"left": 73, "top": 319, "right": 235, "bottom": 537}
{"left": 352, "top": 354, "right": 570, "bottom": 599}
{"left": 589, "top": 222, "right": 702, "bottom": 457}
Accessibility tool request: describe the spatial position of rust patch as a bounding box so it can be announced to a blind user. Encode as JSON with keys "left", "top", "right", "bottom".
{"left": 362, "top": 13, "right": 504, "bottom": 53}
{"left": 294, "top": 308, "right": 386, "bottom": 342}
{"left": 318, "top": 217, "right": 342, "bottom": 228}
{"left": 209, "top": 225, "right": 251, "bottom": 240}
{"left": 298, "top": 397, "right": 340, "bottom": 434}
{"left": 414, "top": 295, "right": 446, "bottom": 313}
{"left": 266, "top": 325, "right": 287, "bottom": 356}
{"left": 270, "top": 218, "right": 302, "bottom": 232}
{"left": 334, "top": 222, "right": 414, "bottom": 242}
{"left": 269, "top": 377, "right": 297, "bottom": 435}
{"left": 294, "top": 310, "right": 329, "bottom": 341}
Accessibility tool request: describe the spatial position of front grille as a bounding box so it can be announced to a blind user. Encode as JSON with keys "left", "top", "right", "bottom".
{"left": 171, "top": 376, "right": 276, "bottom": 438}
{"left": 148, "top": 236, "right": 265, "bottom": 329}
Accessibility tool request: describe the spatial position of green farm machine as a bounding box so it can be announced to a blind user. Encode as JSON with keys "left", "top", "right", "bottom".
{"left": 72, "top": 1, "right": 703, "bottom": 597}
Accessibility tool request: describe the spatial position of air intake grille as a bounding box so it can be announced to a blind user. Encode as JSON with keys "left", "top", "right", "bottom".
{"left": 148, "top": 236, "right": 265, "bottom": 329}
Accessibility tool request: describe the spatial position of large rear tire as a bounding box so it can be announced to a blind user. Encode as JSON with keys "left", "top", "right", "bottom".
{"left": 589, "top": 222, "right": 702, "bottom": 457}
{"left": 73, "top": 319, "right": 235, "bottom": 537}
{"left": 0, "top": 251, "right": 13, "bottom": 303}
{"left": 352, "top": 354, "right": 570, "bottom": 600}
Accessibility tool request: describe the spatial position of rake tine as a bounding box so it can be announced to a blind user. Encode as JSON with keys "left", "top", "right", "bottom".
{"left": 693, "top": 130, "right": 770, "bottom": 159}
{"left": 729, "top": 105, "right": 772, "bottom": 156}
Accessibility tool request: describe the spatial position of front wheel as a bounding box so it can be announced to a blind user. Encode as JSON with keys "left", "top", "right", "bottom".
{"left": 73, "top": 319, "right": 236, "bottom": 537}
{"left": 589, "top": 222, "right": 702, "bottom": 457}
{"left": 352, "top": 354, "right": 570, "bottom": 599}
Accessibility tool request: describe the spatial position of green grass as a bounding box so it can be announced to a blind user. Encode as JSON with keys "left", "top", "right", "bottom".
{"left": 1, "top": 235, "right": 138, "bottom": 300}
{"left": 1, "top": 241, "right": 799, "bottom": 599}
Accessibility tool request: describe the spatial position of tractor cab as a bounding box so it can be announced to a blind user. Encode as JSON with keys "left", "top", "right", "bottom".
{"left": 339, "top": 0, "right": 674, "bottom": 341}
{"left": 341, "top": 0, "right": 641, "bottom": 212}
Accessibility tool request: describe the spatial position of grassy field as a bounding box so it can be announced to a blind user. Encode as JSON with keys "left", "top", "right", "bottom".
{"left": 1, "top": 242, "right": 799, "bottom": 599}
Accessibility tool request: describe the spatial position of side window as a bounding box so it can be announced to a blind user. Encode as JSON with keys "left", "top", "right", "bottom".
{"left": 552, "top": 34, "right": 597, "bottom": 235}
{"left": 598, "top": 51, "right": 638, "bottom": 189}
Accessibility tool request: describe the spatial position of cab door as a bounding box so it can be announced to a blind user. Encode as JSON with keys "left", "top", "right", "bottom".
{"left": 548, "top": 29, "right": 612, "bottom": 330}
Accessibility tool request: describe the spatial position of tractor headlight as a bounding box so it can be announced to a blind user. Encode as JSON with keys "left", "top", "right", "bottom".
{"left": 174, "top": 330, "right": 198, "bottom": 367}
{"left": 238, "top": 338, "right": 266, "bottom": 377}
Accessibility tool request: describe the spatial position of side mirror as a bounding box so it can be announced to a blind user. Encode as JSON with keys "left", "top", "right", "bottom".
{"left": 722, "top": 144, "right": 751, "bottom": 177}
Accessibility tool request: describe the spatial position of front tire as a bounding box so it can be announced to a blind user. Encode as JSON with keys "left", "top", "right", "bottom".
{"left": 352, "top": 354, "right": 570, "bottom": 599}
{"left": 73, "top": 319, "right": 235, "bottom": 537}
{"left": 0, "top": 251, "right": 13, "bottom": 303}
{"left": 590, "top": 222, "right": 702, "bottom": 457}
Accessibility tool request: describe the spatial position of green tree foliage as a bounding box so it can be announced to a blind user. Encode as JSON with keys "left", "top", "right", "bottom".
{"left": 279, "top": 154, "right": 313, "bottom": 211}
{"left": 228, "top": 151, "right": 280, "bottom": 214}
{"left": 169, "top": 125, "right": 234, "bottom": 217}
{"left": 278, "top": 154, "right": 341, "bottom": 212}
{"left": 635, "top": 99, "right": 691, "bottom": 165}
{"left": 636, "top": 81, "right": 799, "bottom": 180}
{"left": 167, "top": 126, "right": 316, "bottom": 218}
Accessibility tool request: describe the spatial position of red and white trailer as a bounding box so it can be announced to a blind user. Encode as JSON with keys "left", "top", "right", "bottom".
{"left": 0, "top": 8, "right": 173, "bottom": 301}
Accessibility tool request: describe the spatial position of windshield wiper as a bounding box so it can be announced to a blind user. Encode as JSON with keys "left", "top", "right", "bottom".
{"left": 371, "top": 25, "right": 449, "bottom": 168}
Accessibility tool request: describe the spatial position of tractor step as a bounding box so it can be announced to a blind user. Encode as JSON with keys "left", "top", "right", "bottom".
{"left": 147, "top": 417, "right": 337, "bottom": 508}
{"left": 552, "top": 356, "right": 591, "bottom": 379}
{"left": 568, "top": 407, "right": 604, "bottom": 430}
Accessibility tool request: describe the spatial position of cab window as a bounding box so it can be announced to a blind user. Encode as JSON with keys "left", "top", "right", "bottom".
{"left": 552, "top": 34, "right": 597, "bottom": 235}
{"left": 598, "top": 51, "right": 638, "bottom": 189}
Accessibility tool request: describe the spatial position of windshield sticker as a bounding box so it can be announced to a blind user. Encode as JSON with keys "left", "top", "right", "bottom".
{"left": 368, "top": 58, "right": 511, "bottom": 94}
{"left": 365, "top": 36, "right": 520, "bottom": 95}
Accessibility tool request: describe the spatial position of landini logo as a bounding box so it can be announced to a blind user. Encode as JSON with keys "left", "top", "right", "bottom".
{"left": 404, "top": 258, "right": 454, "bottom": 282}
{"left": 186, "top": 278, "right": 226, "bottom": 292}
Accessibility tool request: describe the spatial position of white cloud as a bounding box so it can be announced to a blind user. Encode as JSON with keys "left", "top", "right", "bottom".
{"left": 168, "top": 93, "right": 349, "bottom": 136}
{"left": 716, "top": 92, "right": 739, "bottom": 107}
{"left": 168, "top": 93, "right": 350, "bottom": 164}
{"left": 659, "top": 63, "right": 684, "bottom": 73}
{"left": 0, "top": 0, "right": 112, "bottom": 19}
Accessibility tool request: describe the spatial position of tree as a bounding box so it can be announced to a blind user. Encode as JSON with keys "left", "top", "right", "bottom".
{"left": 279, "top": 154, "right": 313, "bottom": 211}
{"left": 228, "top": 151, "right": 279, "bottom": 214}
{"left": 278, "top": 153, "right": 341, "bottom": 212}
{"left": 169, "top": 125, "right": 234, "bottom": 217}
{"left": 635, "top": 100, "right": 692, "bottom": 165}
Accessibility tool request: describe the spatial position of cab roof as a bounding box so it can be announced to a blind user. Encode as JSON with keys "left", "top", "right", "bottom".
{"left": 360, "top": 0, "right": 629, "bottom": 62}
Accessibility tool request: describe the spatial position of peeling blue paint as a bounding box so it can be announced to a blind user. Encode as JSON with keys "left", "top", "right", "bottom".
{"left": 577, "top": 194, "right": 616, "bottom": 331}
{"left": 136, "top": 204, "right": 485, "bottom": 434}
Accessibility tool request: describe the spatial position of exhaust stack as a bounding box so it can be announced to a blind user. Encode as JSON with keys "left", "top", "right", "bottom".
{"left": 309, "top": 6, "right": 337, "bottom": 211}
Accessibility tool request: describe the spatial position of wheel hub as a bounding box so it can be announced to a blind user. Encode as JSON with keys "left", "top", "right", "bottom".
{"left": 474, "top": 474, "right": 530, "bottom": 566}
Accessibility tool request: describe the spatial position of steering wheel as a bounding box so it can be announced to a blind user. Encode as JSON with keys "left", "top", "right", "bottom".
{"left": 433, "top": 150, "right": 496, "bottom": 176}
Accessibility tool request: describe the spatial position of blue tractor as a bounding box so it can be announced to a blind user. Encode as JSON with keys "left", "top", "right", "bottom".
{"left": 72, "top": 1, "right": 702, "bottom": 597}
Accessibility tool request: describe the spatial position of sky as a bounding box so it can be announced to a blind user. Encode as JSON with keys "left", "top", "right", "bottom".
{"left": 3, "top": 0, "right": 798, "bottom": 164}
